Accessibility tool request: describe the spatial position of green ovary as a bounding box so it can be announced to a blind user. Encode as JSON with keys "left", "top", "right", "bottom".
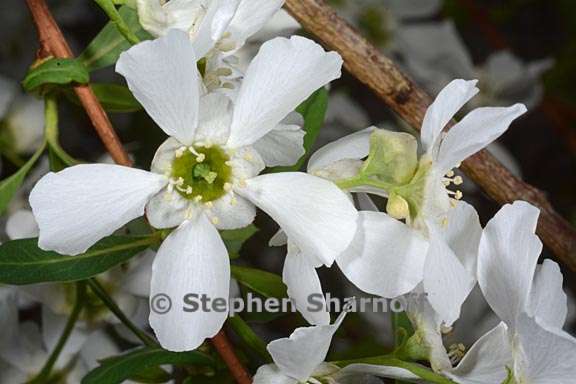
{"left": 171, "top": 145, "right": 232, "bottom": 202}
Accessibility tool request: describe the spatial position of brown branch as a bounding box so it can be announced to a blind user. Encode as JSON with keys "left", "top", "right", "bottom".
{"left": 26, "top": 2, "right": 252, "bottom": 382}
{"left": 26, "top": 0, "right": 132, "bottom": 166}
{"left": 284, "top": 0, "right": 576, "bottom": 270}
{"left": 211, "top": 330, "right": 253, "bottom": 384}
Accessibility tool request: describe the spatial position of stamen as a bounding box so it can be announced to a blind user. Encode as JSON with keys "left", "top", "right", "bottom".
{"left": 223, "top": 182, "right": 232, "bottom": 192}
{"left": 230, "top": 196, "right": 237, "bottom": 206}
{"left": 448, "top": 343, "right": 466, "bottom": 365}
{"left": 204, "top": 201, "right": 214, "bottom": 209}
{"left": 222, "top": 82, "right": 235, "bottom": 89}
{"left": 175, "top": 146, "right": 187, "bottom": 158}
{"left": 237, "top": 179, "right": 247, "bottom": 188}
{"left": 243, "top": 152, "right": 254, "bottom": 161}
{"left": 194, "top": 196, "right": 203, "bottom": 203}
{"left": 216, "top": 67, "right": 232, "bottom": 77}
{"left": 211, "top": 216, "right": 220, "bottom": 225}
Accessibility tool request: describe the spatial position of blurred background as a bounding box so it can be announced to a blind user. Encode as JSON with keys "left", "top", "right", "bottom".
{"left": 1, "top": 0, "right": 575, "bottom": 374}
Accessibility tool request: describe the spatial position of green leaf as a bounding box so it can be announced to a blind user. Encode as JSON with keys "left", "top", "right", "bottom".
{"left": 22, "top": 58, "right": 89, "bottom": 92}
{"left": 270, "top": 87, "right": 329, "bottom": 172}
{"left": 231, "top": 265, "right": 287, "bottom": 299}
{"left": 64, "top": 83, "right": 142, "bottom": 113}
{"left": 228, "top": 315, "right": 272, "bottom": 362}
{"left": 94, "top": 0, "right": 141, "bottom": 45}
{"left": 82, "top": 347, "right": 213, "bottom": 384}
{"left": 0, "top": 235, "right": 157, "bottom": 285}
{"left": 79, "top": 6, "right": 151, "bottom": 71}
{"left": 0, "top": 142, "right": 45, "bottom": 215}
{"left": 220, "top": 225, "right": 258, "bottom": 259}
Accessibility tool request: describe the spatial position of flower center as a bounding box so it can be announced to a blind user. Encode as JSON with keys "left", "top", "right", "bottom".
{"left": 170, "top": 145, "right": 232, "bottom": 202}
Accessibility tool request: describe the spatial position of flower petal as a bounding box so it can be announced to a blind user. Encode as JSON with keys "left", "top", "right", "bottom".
{"left": 443, "top": 201, "right": 482, "bottom": 274}
{"left": 150, "top": 215, "right": 230, "bottom": 352}
{"left": 227, "top": 0, "right": 285, "bottom": 49}
{"left": 437, "top": 104, "right": 527, "bottom": 173}
{"left": 192, "top": 0, "right": 240, "bottom": 58}
{"left": 528, "top": 259, "right": 568, "bottom": 330}
{"left": 210, "top": 193, "right": 256, "bottom": 230}
{"left": 447, "top": 323, "right": 512, "bottom": 384}
{"left": 283, "top": 243, "right": 330, "bottom": 326}
{"left": 515, "top": 313, "right": 576, "bottom": 383}
{"left": 253, "top": 364, "right": 298, "bottom": 384}
{"left": 116, "top": 29, "right": 201, "bottom": 145}
{"left": 267, "top": 308, "right": 348, "bottom": 381}
{"left": 307, "top": 127, "right": 375, "bottom": 173}
{"left": 423, "top": 227, "right": 475, "bottom": 326}
{"left": 253, "top": 124, "right": 305, "bottom": 167}
{"left": 477, "top": 201, "right": 542, "bottom": 328}
{"left": 29, "top": 164, "right": 167, "bottom": 255}
{"left": 194, "top": 93, "right": 233, "bottom": 145}
{"left": 146, "top": 190, "right": 191, "bottom": 229}
{"left": 421, "top": 79, "right": 479, "bottom": 153}
{"left": 238, "top": 172, "right": 358, "bottom": 266}
{"left": 227, "top": 36, "right": 342, "bottom": 148}
{"left": 337, "top": 212, "right": 428, "bottom": 298}
{"left": 6, "top": 209, "right": 38, "bottom": 240}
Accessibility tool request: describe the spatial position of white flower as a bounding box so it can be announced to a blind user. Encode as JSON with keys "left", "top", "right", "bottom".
{"left": 396, "top": 21, "right": 553, "bottom": 109}
{"left": 304, "top": 79, "right": 524, "bottom": 326}
{"left": 136, "top": 0, "right": 285, "bottom": 90}
{"left": 254, "top": 304, "right": 424, "bottom": 384}
{"left": 448, "top": 201, "right": 576, "bottom": 384}
{"left": 29, "top": 30, "right": 358, "bottom": 352}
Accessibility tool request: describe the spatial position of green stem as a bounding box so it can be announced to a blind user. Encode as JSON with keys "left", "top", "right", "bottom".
{"left": 94, "top": 0, "right": 140, "bottom": 45}
{"left": 228, "top": 316, "right": 272, "bottom": 362}
{"left": 44, "top": 96, "right": 78, "bottom": 170}
{"left": 87, "top": 278, "right": 158, "bottom": 347}
{"left": 30, "top": 282, "right": 86, "bottom": 383}
{"left": 335, "top": 356, "right": 456, "bottom": 384}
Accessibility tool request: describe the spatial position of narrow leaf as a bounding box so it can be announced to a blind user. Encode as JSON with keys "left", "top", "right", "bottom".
{"left": 82, "top": 347, "right": 213, "bottom": 384}
{"left": 220, "top": 224, "right": 258, "bottom": 259}
{"left": 231, "top": 265, "right": 287, "bottom": 299}
{"left": 79, "top": 6, "right": 151, "bottom": 71}
{"left": 23, "top": 58, "right": 89, "bottom": 92}
{"left": 0, "top": 235, "right": 156, "bottom": 285}
{"left": 64, "top": 83, "right": 142, "bottom": 112}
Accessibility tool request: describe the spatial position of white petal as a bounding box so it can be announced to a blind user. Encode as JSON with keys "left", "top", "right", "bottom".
{"left": 447, "top": 323, "right": 512, "bottom": 384}
{"left": 269, "top": 229, "right": 288, "bottom": 247}
{"left": 283, "top": 243, "right": 330, "bottom": 326}
{"left": 529, "top": 259, "right": 568, "bottom": 330}
{"left": 267, "top": 309, "right": 348, "bottom": 381}
{"left": 228, "top": 36, "right": 342, "bottom": 148}
{"left": 6, "top": 209, "right": 38, "bottom": 240}
{"left": 477, "top": 201, "right": 542, "bottom": 328}
{"left": 337, "top": 212, "right": 428, "bottom": 298}
{"left": 337, "top": 363, "right": 421, "bottom": 382}
{"left": 150, "top": 215, "right": 230, "bottom": 352}
{"left": 423, "top": 227, "right": 475, "bottom": 326}
{"left": 307, "top": 127, "right": 375, "bottom": 172}
{"left": 443, "top": 201, "right": 482, "bottom": 274}
{"left": 192, "top": 0, "right": 240, "bottom": 58}
{"left": 421, "top": 79, "right": 479, "bottom": 153}
{"left": 227, "top": 0, "right": 285, "bottom": 49}
{"left": 356, "top": 193, "right": 379, "bottom": 212}
{"left": 253, "top": 364, "right": 298, "bottom": 384}
{"left": 195, "top": 93, "right": 233, "bottom": 146}
{"left": 116, "top": 29, "right": 200, "bottom": 145}
{"left": 210, "top": 193, "right": 256, "bottom": 230}
{"left": 150, "top": 137, "right": 180, "bottom": 175}
{"left": 230, "top": 146, "right": 266, "bottom": 181}
{"left": 436, "top": 104, "right": 527, "bottom": 173}
{"left": 146, "top": 189, "right": 191, "bottom": 229}
{"left": 30, "top": 165, "right": 167, "bottom": 255}
{"left": 238, "top": 172, "right": 357, "bottom": 266}
{"left": 253, "top": 124, "right": 305, "bottom": 167}
{"left": 515, "top": 313, "right": 576, "bottom": 383}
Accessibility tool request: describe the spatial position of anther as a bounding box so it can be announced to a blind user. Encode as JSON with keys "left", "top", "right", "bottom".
{"left": 211, "top": 216, "right": 220, "bottom": 225}
{"left": 223, "top": 182, "right": 232, "bottom": 192}
{"left": 204, "top": 201, "right": 214, "bottom": 209}
{"left": 194, "top": 196, "right": 203, "bottom": 203}
{"left": 453, "top": 176, "right": 463, "bottom": 185}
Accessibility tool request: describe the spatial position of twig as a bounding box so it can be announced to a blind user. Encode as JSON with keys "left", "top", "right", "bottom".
{"left": 25, "top": 0, "right": 132, "bottom": 166}
{"left": 284, "top": 0, "right": 576, "bottom": 270}
{"left": 211, "top": 330, "right": 253, "bottom": 384}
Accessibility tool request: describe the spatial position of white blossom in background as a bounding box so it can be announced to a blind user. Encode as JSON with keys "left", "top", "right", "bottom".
{"left": 29, "top": 30, "right": 358, "bottom": 352}
{"left": 0, "top": 75, "right": 44, "bottom": 155}
{"left": 396, "top": 21, "right": 553, "bottom": 110}
{"left": 136, "top": 0, "right": 286, "bottom": 91}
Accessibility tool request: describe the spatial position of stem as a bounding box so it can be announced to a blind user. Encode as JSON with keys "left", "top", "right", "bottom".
{"left": 228, "top": 315, "right": 272, "bottom": 362}
{"left": 26, "top": 0, "right": 132, "bottom": 166}
{"left": 93, "top": 0, "right": 140, "bottom": 45}
{"left": 44, "top": 96, "right": 78, "bottom": 169}
{"left": 211, "top": 330, "right": 253, "bottom": 384}
{"left": 87, "top": 278, "right": 158, "bottom": 347}
{"left": 335, "top": 356, "right": 456, "bottom": 384}
{"left": 283, "top": 0, "right": 576, "bottom": 270}
{"left": 30, "top": 282, "right": 85, "bottom": 383}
